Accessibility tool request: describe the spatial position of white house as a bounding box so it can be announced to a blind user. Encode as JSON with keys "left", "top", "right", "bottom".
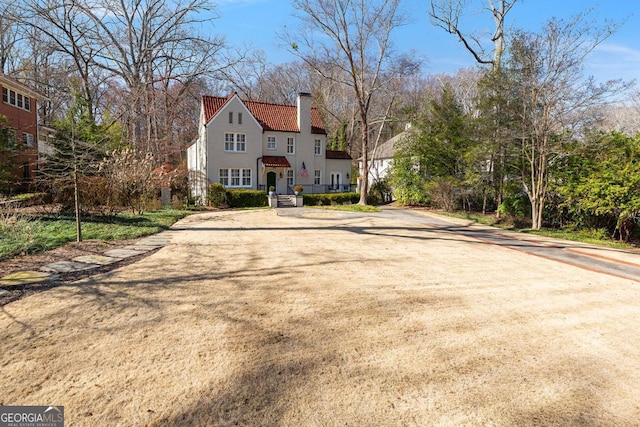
{"left": 358, "top": 124, "right": 413, "bottom": 192}
{"left": 187, "top": 92, "right": 353, "bottom": 202}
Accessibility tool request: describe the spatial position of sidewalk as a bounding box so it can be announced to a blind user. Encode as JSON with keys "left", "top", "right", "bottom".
{"left": 0, "top": 231, "right": 174, "bottom": 300}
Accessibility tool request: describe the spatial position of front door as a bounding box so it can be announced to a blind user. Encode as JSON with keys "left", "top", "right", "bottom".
{"left": 267, "top": 171, "right": 276, "bottom": 192}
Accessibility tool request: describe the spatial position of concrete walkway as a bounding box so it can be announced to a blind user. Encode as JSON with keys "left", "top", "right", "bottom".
{"left": 0, "top": 232, "right": 174, "bottom": 296}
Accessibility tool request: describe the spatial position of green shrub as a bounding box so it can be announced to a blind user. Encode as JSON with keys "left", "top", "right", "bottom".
{"left": 368, "top": 179, "right": 393, "bottom": 205}
{"left": 226, "top": 189, "right": 268, "bottom": 208}
{"left": 303, "top": 192, "right": 360, "bottom": 206}
{"left": 207, "top": 183, "right": 227, "bottom": 207}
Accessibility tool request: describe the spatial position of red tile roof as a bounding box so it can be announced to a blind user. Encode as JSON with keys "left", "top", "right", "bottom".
{"left": 202, "top": 93, "right": 326, "bottom": 134}
{"left": 326, "top": 150, "right": 352, "bottom": 160}
{"left": 262, "top": 156, "right": 291, "bottom": 168}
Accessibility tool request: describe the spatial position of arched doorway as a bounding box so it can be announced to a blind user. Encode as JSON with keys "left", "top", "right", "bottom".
{"left": 267, "top": 171, "right": 276, "bottom": 193}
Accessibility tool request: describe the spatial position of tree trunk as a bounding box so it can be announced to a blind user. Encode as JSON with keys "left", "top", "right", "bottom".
{"left": 73, "top": 143, "right": 82, "bottom": 242}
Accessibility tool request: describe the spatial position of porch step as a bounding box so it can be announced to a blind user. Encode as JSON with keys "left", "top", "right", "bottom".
{"left": 277, "top": 195, "right": 295, "bottom": 208}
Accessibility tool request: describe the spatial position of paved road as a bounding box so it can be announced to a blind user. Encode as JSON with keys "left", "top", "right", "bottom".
{"left": 371, "top": 206, "right": 640, "bottom": 283}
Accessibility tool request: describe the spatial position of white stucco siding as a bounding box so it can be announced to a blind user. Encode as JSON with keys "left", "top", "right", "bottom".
{"left": 205, "top": 97, "right": 263, "bottom": 189}
{"left": 325, "top": 158, "right": 352, "bottom": 191}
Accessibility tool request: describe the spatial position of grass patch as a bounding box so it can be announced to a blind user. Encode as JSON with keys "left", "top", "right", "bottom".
{"left": 0, "top": 210, "right": 189, "bottom": 261}
{"left": 519, "top": 228, "right": 632, "bottom": 249}
{"left": 308, "top": 204, "right": 382, "bottom": 213}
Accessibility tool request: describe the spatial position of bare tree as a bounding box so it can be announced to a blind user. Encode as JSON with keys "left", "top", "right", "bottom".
{"left": 76, "top": 0, "right": 230, "bottom": 157}
{"left": 284, "top": 0, "right": 419, "bottom": 204}
{"left": 429, "top": 0, "right": 518, "bottom": 70}
{"left": 0, "top": 3, "right": 23, "bottom": 73}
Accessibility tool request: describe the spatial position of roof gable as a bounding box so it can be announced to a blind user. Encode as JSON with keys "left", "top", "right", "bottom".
{"left": 202, "top": 94, "right": 326, "bottom": 134}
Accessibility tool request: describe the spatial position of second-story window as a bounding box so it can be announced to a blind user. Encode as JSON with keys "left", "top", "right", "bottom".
{"left": 229, "top": 111, "right": 233, "bottom": 123}
{"left": 238, "top": 112, "right": 243, "bottom": 124}
{"left": 287, "top": 137, "right": 295, "bottom": 154}
{"left": 267, "top": 136, "right": 276, "bottom": 150}
{"left": 314, "top": 139, "right": 322, "bottom": 155}
{"left": 224, "top": 133, "right": 246, "bottom": 152}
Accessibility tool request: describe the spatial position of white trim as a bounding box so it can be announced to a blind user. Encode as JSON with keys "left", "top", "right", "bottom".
{"left": 219, "top": 168, "right": 252, "bottom": 188}
{"left": 267, "top": 135, "right": 277, "bottom": 150}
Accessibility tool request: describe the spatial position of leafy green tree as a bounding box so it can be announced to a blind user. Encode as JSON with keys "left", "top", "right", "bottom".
{"left": 552, "top": 132, "right": 640, "bottom": 241}
{"left": 390, "top": 83, "right": 475, "bottom": 209}
{"left": 388, "top": 154, "right": 427, "bottom": 206}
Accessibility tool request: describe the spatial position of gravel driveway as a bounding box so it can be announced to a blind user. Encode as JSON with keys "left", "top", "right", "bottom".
{"left": 1, "top": 208, "right": 640, "bottom": 426}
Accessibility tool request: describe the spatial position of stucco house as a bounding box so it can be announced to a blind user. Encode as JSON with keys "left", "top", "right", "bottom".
{"left": 0, "top": 73, "right": 42, "bottom": 192}
{"left": 187, "top": 92, "right": 353, "bottom": 202}
{"left": 358, "top": 124, "right": 413, "bottom": 192}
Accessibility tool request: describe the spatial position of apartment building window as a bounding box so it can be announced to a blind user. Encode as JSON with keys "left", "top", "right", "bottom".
{"left": 287, "top": 137, "right": 295, "bottom": 154}
{"left": 314, "top": 169, "right": 321, "bottom": 185}
{"left": 22, "top": 163, "right": 30, "bottom": 181}
{"left": 287, "top": 169, "right": 294, "bottom": 186}
{"left": 224, "top": 133, "right": 246, "bottom": 152}
{"left": 314, "top": 139, "right": 322, "bottom": 155}
{"left": 23, "top": 133, "right": 35, "bottom": 148}
{"left": 2, "top": 87, "right": 30, "bottom": 111}
{"left": 220, "top": 168, "right": 252, "bottom": 187}
{"left": 267, "top": 136, "right": 276, "bottom": 150}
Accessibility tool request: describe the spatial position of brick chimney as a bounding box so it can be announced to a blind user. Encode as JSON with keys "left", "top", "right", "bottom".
{"left": 297, "top": 92, "right": 312, "bottom": 134}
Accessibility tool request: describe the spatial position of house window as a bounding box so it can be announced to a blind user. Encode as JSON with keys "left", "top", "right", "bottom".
{"left": 314, "top": 139, "right": 322, "bottom": 155}
{"left": 236, "top": 134, "right": 246, "bottom": 151}
{"left": 225, "top": 133, "right": 234, "bottom": 151}
{"left": 23, "top": 133, "right": 34, "bottom": 148}
{"left": 24, "top": 96, "right": 30, "bottom": 111}
{"left": 267, "top": 136, "right": 276, "bottom": 150}
{"left": 219, "top": 169, "right": 229, "bottom": 186}
{"left": 220, "top": 168, "right": 251, "bottom": 187}
{"left": 314, "top": 169, "right": 321, "bottom": 185}
{"left": 224, "top": 133, "right": 246, "bottom": 152}
{"left": 238, "top": 113, "right": 243, "bottom": 124}
{"left": 242, "top": 168, "right": 251, "bottom": 186}
{"left": 2, "top": 88, "right": 6, "bottom": 103}
{"left": 287, "top": 169, "right": 294, "bottom": 186}
{"left": 17, "top": 94, "right": 23, "bottom": 109}
{"left": 229, "top": 111, "right": 233, "bottom": 123}
{"left": 231, "top": 169, "right": 240, "bottom": 186}
{"left": 287, "top": 137, "right": 295, "bottom": 154}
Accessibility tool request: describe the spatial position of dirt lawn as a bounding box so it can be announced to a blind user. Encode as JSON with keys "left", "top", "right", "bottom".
{"left": 1, "top": 209, "right": 640, "bottom": 426}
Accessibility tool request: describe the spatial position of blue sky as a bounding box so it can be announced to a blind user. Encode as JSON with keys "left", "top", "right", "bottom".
{"left": 212, "top": 0, "right": 639, "bottom": 84}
